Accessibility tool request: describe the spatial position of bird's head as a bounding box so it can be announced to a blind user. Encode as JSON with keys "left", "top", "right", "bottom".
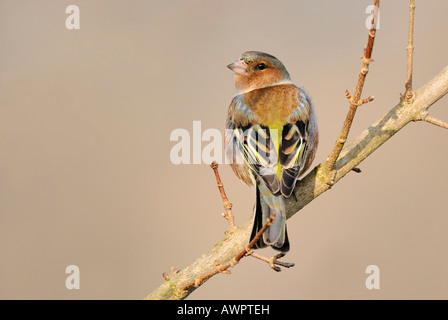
{"left": 227, "top": 51, "right": 292, "bottom": 94}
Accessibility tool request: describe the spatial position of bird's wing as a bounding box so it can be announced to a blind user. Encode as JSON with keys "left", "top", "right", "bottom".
{"left": 226, "top": 95, "right": 280, "bottom": 194}
{"left": 279, "top": 88, "right": 311, "bottom": 197}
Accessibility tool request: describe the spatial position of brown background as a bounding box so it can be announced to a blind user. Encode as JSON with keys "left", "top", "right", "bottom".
{"left": 1, "top": 0, "right": 447, "bottom": 300}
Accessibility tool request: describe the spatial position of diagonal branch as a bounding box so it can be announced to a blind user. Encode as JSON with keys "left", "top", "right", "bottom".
{"left": 145, "top": 65, "right": 448, "bottom": 300}
{"left": 144, "top": 1, "right": 448, "bottom": 300}
{"left": 287, "top": 66, "right": 448, "bottom": 217}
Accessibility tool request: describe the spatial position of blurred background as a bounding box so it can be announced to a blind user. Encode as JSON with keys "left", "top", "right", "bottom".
{"left": 0, "top": 0, "right": 447, "bottom": 300}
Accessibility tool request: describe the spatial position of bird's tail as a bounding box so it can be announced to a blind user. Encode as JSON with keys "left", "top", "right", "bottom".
{"left": 250, "top": 181, "right": 289, "bottom": 252}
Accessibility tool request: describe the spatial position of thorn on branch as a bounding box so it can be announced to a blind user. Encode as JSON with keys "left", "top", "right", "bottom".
{"left": 351, "top": 167, "right": 362, "bottom": 173}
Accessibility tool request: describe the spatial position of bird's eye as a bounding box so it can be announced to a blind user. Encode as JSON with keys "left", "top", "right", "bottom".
{"left": 256, "top": 63, "right": 267, "bottom": 71}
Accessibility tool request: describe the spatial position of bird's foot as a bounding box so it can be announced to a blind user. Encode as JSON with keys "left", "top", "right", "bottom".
{"left": 246, "top": 251, "right": 295, "bottom": 272}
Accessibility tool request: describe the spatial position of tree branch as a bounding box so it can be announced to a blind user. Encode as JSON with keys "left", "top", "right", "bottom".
{"left": 421, "top": 114, "right": 448, "bottom": 130}
{"left": 145, "top": 65, "right": 448, "bottom": 300}
{"left": 323, "top": 0, "right": 379, "bottom": 180}
{"left": 145, "top": 1, "right": 448, "bottom": 300}
{"left": 210, "top": 162, "right": 235, "bottom": 234}
{"left": 287, "top": 66, "right": 448, "bottom": 217}
{"left": 404, "top": 0, "right": 416, "bottom": 101}
{"left": 191, "top": 212, "right": 277, "bottom": 289}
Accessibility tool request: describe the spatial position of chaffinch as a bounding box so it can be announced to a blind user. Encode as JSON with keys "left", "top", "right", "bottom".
{"left": 225, "top": 51, "right": 318, "bottom": 252}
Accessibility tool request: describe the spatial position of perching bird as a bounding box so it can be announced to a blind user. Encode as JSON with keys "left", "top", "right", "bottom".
{"left": 225, "top": 51, "right": 318, "bottom": 252}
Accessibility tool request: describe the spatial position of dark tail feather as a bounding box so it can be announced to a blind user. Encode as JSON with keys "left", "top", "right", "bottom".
{"left": 250, "top": 186, "right": 290, "bottom": 252}
{"left": 281, "top": 167, "right": 300, "bottom": 197}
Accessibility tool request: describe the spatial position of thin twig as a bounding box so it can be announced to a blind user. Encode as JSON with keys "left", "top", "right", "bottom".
{"left": 423, "top": 115, "right": 448, "bottom": 130}
{"left": 405, "top": 0, "right": 416, "bottom": 101}
{"left": 324, "top": 0, "right": 379, "bottom": 180}
{"left": 233, "top": 212, "right": 276, "bottom": 263}
{"left": 210, "top": 161, "right": 235, "bottom": 233}
{"left": 192, "top": 213, "right": 276, "bottom": 287}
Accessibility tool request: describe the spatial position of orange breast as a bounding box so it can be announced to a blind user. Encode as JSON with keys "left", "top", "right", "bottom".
{"left": 243, "top": 84, "right": 300, "bottom": 126}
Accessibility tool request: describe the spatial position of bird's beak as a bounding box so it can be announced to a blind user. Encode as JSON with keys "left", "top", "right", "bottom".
{"left": 227, "top": 60, "right": 248, "bottom": 76}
